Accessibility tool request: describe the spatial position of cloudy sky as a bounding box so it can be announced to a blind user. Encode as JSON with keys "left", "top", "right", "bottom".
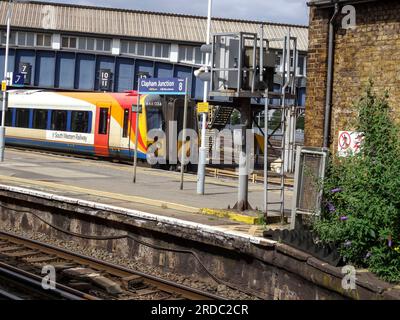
{"left": 39, "top": 0, "right": 309, "bottom": 25}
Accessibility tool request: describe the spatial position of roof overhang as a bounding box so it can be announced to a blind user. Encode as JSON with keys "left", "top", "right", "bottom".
{"left": 308, "top": 0, "right": 379, "bottom": 8}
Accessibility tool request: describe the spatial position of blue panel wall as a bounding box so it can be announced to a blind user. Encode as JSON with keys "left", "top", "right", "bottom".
{"left": 134, "top": 60, "right": 154, "bottom": 89}
{"left": 95, "top": 55, "right": 115, "bottom": 91}
{"left": 76, "top": 54, "right": 95, "bottom": 90}
{"left": 154, "top": 63, "right": 173, "bottom": 78}
{"left": 115, "top": 58, "right": 134, "bottom": 92}
{"left": 0, "top": 48, "right": 15, "bottom": 80}
{"left": 15, "top": 50, "right": 36, "bottom": 86}
{"left": 36, "top": 51, "right": 56, "bottom": 87}
{"left": 56, "top": 52, "right": 75, "bottom": 89}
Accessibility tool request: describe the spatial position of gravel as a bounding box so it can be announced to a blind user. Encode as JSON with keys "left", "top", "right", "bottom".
{"left": 1, "top": 226, "right": 259, "bottom": 300}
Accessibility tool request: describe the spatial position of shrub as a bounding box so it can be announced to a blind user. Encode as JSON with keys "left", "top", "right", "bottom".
{"left": 313, "top": 82, "right": 400, "bottom": 283}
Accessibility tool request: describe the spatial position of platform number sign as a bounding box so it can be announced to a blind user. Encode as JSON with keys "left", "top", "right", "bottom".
{"left": 19, "top": 62, "right": 32, "bottom": 85}
{"left": 99, "top": 69, "right": 112, "bottom": 91}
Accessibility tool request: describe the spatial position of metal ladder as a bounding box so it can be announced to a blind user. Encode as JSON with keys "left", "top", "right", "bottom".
{"left": 263, "top": 29, "right": 298, "bottom": 224}
{"left": 208, "top": 105, "right": 234, "bottom": 130}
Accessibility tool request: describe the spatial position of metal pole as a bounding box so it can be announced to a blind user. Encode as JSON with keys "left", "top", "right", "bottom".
{"left": 197, "top": 0, "right": 212, "bottom": 195}
{"left": 133, "top": 90, "right": 140, "bottom": 183}
{"left": 180, "top": 78, "right": 189, "bottom": 190}
{"left": 0, "top": 1, "right": 12, "bottom": 163}
{"left": 264, "top": 89, "right": 269, "bottom": 218}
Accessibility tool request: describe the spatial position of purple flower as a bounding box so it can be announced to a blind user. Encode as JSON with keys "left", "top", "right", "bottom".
{"left": 340, "top": 216, "right": 348, "bottom": 221}
{"left": 388, "top": 236, "right": 393, "bottom": 247}
{"left": 365, "top": 252, "right": 372, "bottom": 259}
{"left": 344, "top": 240, "right": 352, "bottom": 247}
{"left": 327, "top": 202, "right": 336, "bottom": 213}
{"left": 331, "top": 187, "right": 342, "bottom": 193}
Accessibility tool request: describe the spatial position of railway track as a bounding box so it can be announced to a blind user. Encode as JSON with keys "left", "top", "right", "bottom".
{"left": 0, "top": 231, "right": 225, "bottom": 300}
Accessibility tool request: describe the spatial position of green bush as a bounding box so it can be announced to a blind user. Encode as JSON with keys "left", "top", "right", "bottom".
{"left": 313, "top": 82, "right": 400, "bottom": 283}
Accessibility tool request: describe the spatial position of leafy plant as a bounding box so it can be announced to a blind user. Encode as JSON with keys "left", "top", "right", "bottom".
{"left": 312, "top": 81, "right": 400, "bottom": 282}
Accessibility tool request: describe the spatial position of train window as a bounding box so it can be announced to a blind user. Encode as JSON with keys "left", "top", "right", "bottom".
{"left": 146, "top": 107, "right": 163, "bottom": 131}
{"left": 51, "top": 110, "right": 68, "bottom": 131}
{"left": 98, "top": 108, "right": 108, "bottom": 135}
{"left": 5, "top": 109, "right": 13, "bottom": 127}
{"left": 122, "top": 109, "right": 129, "bottom": 138}
{"left": 32, "top": 109, "right": 48, "bottom": 130}
{"left": 71, "top": 111, "right": 89, "bottom": 133}
{"left": 15, "top": 109, "right": 30, "bottom": 128}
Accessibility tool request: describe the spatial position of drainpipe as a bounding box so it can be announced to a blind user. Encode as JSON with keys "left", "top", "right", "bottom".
{"left": 323, "top": 1, "right": 340, "bottom": 148}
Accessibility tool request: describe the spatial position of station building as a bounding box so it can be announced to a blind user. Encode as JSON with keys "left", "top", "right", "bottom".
{"left": 0, "top": 0, "right": 308, "bottom": 104}
{"left": 306, "top": 0, "right": 400, "bottom": 149}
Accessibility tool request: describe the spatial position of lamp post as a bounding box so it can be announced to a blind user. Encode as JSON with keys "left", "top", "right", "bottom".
{"left": 196, "top": 0, "right": 212, "bottom": 195}
{"left": 0, "top": 0, "right": 13, "bottom": 162}
{"left": 0, "top": 0, "right": 28, "bottom": 162}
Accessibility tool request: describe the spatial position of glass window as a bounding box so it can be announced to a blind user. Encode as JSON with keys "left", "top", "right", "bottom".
{"left": 154, "top": 43, "right": 162, "bottom": 58}
{"left": 51, "top": 110, "right": 67, "bottom": 131}
{"left": 103, "top": 39, "right": 111, "bottom": 51}
{"left": 17, "top": 32, "right": 26, "bottom": 46}
{"left": 87, "top": 38, "right": 95, "bottom": 50}
{"left": 121, "top": 40, "right": 128, "bottom": 54}
{"left": 98, "top": 108, "right": 108, "bottom": 135}
{"left": 9, "top": 31, "right": 16, "bottom": 45}
{"left": 27, "top": 33, "right": 34, "bottom": 46}
{"left": 122, "top": 109, "right": 129, "bottom": 138}
{"left": 137, "top": 42, "right": 145, "bottom": 56}
{"left": 61, "top": 36, "right": 69, "bottom": 48}
{"left": 186, "top": 47, "right": 193, "bottom": 62}
{"left": 33, "top": 109, "right": 48, "bottom": 130}
{"left": 195, "top": 47, "right": 202, "bottom": 64}
{"left": 179, "top": 46, "right": 186, "bottom": 61}
{"left": 44, "top": 34, "right": 52, "bottom": 47}
{"left": 78, "top": 37, "right": 86, "bottom": 50}
{"left": 71, "top": 111, "right": 89, "bottom": 133}
{"left": 161, "top": 44, "right": 170, "bottom": 58}
{"left": 298, "top": 56, "right": 305, "bottom": 75}
{"left": 5, "top": 109, "right": 13, "bottom": 127}
{"left": 37, "top": 34, "right": 44, "bottom": 46}
{"left": 146, "top": 107, "right": 163, "bottom": 131}
{"left": 15, "top": 108, "right": 30, "bottom": 128}
{"left": 128, "top": 41, "right": 136, "bottom": 54}
{"left": 145, "top": 43, "right": 153, "bottom": 56}
{"left": 96, "top": 39, "right": 104, "bottom": 51}
{"left": 69, "top": 37, "right": 76, "bottom": 48}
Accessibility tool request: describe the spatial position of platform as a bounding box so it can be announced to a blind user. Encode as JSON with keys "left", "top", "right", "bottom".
{"left": 0, "top": 148, "right": 292, "bottom": 235}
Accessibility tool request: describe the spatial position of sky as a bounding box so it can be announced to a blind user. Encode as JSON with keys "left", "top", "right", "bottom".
{"left": 38, "top": 0, "right": 310, "bottom": 25}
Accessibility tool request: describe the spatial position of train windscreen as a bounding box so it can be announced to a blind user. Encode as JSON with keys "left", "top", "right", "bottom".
{"left": 147, "top": 107, "right": 163, "bottom": 131}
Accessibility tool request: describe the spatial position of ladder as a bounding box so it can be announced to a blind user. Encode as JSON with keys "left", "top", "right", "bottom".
{"left": 263, "top": 29, "right": 298, "bottom": 224}
{"left": 208, "top": 105, "right": 234, "bottom": 130}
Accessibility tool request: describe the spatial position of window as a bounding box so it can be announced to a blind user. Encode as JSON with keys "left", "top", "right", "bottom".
{"left": 5, "top": 109, "right": 13, "bottom": 126}
{"left": 298, "top": 55, "right": 306, "bottom": 75}
{"left": 146, "top": 107, "right": 163, "bottom": 131}
{"left": 98, "top": 108, "right": 108, "bottom": 135}
{"left": 17, "top": 32, "right": 27, "bottom": 46}
{"left": 120, "top": 40, "right": 170, "bottom": 59}
{"left": 61, "top": 36, "right": 77, "bottom": 49}
{"left": 145, "top": 43, "right": 153, "bottom": 56}
{"left": 36, "top": 33, "right": 51, "bottom": 47}
{"left": 87, "top": 38, "right": 95, "bottom": 50}
{"left": 137, "top": 42, "right": 145, "bottom": 56}
{"left": 179, "top": 46, "right": 202, "bottom": 64}
{"left": 27, "top": 33, "right": 35, "bottom": 46}
{"left": 121, "top": 40, "right": 128, "bottom": 54}
{"left": 33, "top": 109, "right": 48, "bottom": 129}
{"left": 103, "top": 39, "right": 111, "bottom": 51}
{"left": 71, "top": 111, "right": 90, "bottom": 133}
{"left": 51, "top": 110, "right": 68, "bottom": 131}
{"left": 96, "top": 39, "right": 104, "bottom": 51}
{"left": 15, "top": 109, "right": 30, "bottom": 128}
{"left": 122, "top": 109, "right": 129, "bottom": 138}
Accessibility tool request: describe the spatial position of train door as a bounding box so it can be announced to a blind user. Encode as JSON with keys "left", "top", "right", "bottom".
{"left": 120, "top": 108, "right": 131, "bottom": 158}
{"left": 94, "top": 103, "right": 111, "bottom": 157}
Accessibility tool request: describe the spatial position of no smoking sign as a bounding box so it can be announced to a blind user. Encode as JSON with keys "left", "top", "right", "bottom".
{"left": 338, "top": 131, "right": 364, "bottom": 157}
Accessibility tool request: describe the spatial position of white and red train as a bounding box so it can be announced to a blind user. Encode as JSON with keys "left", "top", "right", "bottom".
{"left": 3, "top": 90, "right": 196, "bottom": 161}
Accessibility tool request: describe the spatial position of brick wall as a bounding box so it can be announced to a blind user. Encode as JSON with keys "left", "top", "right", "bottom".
{"left": 305, "top": 0, "right": 400, "bottom": 150}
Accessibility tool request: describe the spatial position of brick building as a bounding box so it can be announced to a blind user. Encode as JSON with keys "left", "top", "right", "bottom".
{"left": 305, "top": 0, "right": 400, "bottom": 150}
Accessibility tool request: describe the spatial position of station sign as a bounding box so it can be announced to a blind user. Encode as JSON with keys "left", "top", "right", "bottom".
{"left": 13, "top": 73, "right": 25, "bottom": 86}
{"left": 19, "top": 62, "right": 32, "bottom": 85}
{"left": 197, "top": 102, "right": 209, "bottom": 114}
{"left": 99, "top": 69, "right": 112, "bottom": 91}
{"left": 138, "top": 77, "right": 186, "bottom": 95}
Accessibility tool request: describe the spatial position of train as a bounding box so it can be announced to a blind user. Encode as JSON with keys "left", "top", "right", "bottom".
{"left": 2, "top": 90, "right": 198, "bottom": 166}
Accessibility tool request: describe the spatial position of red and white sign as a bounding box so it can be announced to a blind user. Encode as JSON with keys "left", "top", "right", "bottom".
{"left": 338, "top": 131, "right": 364, "bottom": 157}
